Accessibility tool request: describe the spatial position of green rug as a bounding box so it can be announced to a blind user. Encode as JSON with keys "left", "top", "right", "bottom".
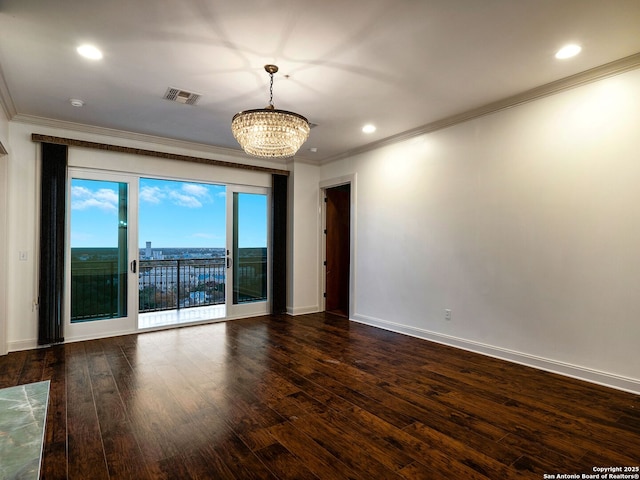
{"left": 0, "top": 381, "right": 50, "bottom": 480}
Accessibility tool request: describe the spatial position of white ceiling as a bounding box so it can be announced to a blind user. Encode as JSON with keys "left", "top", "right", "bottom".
{"left": 1, "top": 0, "right": 640, "bottom": 163}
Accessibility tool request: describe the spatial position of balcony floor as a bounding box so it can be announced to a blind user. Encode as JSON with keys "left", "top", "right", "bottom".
{"left": 138, "top": 304, "right": 225, "bottom": 330}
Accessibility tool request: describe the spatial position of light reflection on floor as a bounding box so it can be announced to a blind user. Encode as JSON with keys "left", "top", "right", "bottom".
{"left": 138, "top": 305, "right": 226, "bottom": 330}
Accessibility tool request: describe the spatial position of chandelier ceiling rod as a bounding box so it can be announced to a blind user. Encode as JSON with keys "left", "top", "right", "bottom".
{"left": 266, "top": 64, "right": 276, "bottom": 108}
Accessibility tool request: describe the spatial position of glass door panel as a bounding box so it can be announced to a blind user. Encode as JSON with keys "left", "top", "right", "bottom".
{"left": 70, "top": 179, "right": 128, "bottom": 322}
{"left": 227, "top": 187, "right": 270, "bottom": 318}
{"left": 137, "top": 178, "right": 227, "bottom": 328}
{"left": 66, "top": 170, "right": 138, "bottom": 340}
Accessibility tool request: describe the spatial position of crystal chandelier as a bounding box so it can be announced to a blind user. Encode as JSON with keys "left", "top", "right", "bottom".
{"left": 232, "top": 65, "right": 310, "bottom": 158}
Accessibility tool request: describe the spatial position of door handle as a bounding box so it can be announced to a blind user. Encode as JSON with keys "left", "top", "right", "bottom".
{"left": 131, "top": 259, "right": 137, "bottom": 273}
{"left": 226, "top": 257, "right": 232, "bottom": 269}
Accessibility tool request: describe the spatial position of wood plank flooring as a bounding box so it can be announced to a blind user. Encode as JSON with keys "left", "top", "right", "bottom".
{"left": 1, "top": 312, "right": 638, "bottom": 479}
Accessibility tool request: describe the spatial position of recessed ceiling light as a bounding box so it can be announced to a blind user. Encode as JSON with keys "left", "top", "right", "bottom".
{"left": 555, "top": 44, "right": 581, "bottom": 60}
{"left": 69, "top": 98, "right": 85, "bottom": 107}
{"left": 77, "top": 44, "right": 103, "bottom": 60}
{"left": 362, "top": 124, "right": 376, "bottom": 134}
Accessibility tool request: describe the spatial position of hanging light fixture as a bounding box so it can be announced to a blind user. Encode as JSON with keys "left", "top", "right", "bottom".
{"left": 232, "top": 65, "right": 310, "bottom": 158}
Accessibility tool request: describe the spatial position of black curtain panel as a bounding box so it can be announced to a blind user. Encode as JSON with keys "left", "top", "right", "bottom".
{"left": 38, "top": 142, "right": 67, "bottom": 345}
{"left": 271, "top": 174, "right": 288, "bottom": 314}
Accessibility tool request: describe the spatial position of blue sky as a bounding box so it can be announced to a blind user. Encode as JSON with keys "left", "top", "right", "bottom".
{"left": 70, "top": 178, "right": 266, "bottom": 249}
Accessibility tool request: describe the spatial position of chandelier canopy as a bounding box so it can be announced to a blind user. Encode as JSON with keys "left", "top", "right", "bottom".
{"left": 231, "top": 65, "right": 310, "bottom": 158}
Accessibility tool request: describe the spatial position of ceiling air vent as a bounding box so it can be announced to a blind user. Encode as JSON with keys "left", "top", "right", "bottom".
{"left": 163, "top": 87, "right": 202, "bottom": 105}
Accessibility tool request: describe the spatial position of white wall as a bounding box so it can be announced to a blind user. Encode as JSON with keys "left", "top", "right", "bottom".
{"left": 321, "top": 68, "right": 640, "bottom": 394}
{"left": 3, "top": 120, "right": 284, "bottom": 351}
{"left": 5, "top": 121, "right": 40, "bottom": 351}
{"left": 287, "top": 160, "right": 321, "bottom": 315}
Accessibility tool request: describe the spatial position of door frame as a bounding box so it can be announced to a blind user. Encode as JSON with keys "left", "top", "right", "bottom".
{"left": 225, "top": 184, "right": 272, "bottom": 319}
{"left": 320, "top": 174, "right": 356, "bottom": 318}
{"left": 63, "top": 169, "right": 273, "bottom": 341}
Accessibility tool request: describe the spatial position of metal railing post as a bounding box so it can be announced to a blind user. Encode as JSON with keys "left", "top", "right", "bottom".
{"left": 176, "top": 259, "right": 181, "bottom": 311}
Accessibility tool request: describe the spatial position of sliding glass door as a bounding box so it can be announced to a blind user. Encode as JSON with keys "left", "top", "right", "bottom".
{"left": 65, "top": 171, "right": 270, "bottom": 338}
{"left": 65, "top": 170, "right": 138, "bottom": 340}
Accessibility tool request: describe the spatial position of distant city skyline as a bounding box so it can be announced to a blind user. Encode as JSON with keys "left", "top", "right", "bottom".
{"left": 70, "top": 177, "right": 267, "bottom": 249}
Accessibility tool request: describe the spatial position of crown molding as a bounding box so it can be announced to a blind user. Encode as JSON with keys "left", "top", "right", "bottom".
{"left": 319, "top": 51, "right": 640, "bottom": 165}
{"left": 286, "top": 155, "right": 322, "bottom": 167}
{"left": 0, "top": 63, "right": 17, "bottom": 120}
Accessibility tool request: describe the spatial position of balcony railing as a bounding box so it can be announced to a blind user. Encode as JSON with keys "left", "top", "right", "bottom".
{"left": 70, "top": 254, "right": 267, "bottom": 321}
{"left": 70, "top": 261, "right": 126, "bottom": 321}
{"left": 139, "top": 258, "right": 226, "bottom": 313}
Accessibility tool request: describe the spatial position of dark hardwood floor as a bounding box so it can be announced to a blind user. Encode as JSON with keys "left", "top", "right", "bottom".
{"left": 1, "top": 313, "right": 639, "bottom": 479}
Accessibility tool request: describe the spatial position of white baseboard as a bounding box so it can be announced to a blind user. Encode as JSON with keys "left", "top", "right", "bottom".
{"left": 8, "top": 339, "right": 39, "bottom": 352}
{"left": 287, "top": 305, "right": 320, "bottom": 316}
{"left": 351, "top": 313, "right": 640, "bottom": 396}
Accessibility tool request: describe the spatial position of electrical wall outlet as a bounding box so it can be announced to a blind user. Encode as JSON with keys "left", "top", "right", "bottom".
{"left": 445, "top": 309, "right": 452, "bottom": 321}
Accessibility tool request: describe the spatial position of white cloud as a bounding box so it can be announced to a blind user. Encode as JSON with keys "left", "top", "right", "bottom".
{"left": 139, "top": 183, "right": 214, "bottom": 208}
{"left": 72, "top": 186, "right": 92, "bottom": 199}
{"left": 140, "top": 186, "right": 165, "bottom": 204}
{"left": 95, "top": 189, "right": 118, "bottom": 203}
{"left": 161, "top": 184, "right": 214, "bottom": 208}
{"left": 169, "top": 191, "right": 203, "bottom": 208}
{"left": 182, "top": 184, "right": 210, "bottom": 198}
{"left": 71, "top": 186, "right": 118, "bottom": 212}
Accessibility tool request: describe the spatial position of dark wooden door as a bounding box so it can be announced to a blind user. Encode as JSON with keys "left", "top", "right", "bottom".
{"left": 325, "top": 184, "right": 350, "bottom": 316}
